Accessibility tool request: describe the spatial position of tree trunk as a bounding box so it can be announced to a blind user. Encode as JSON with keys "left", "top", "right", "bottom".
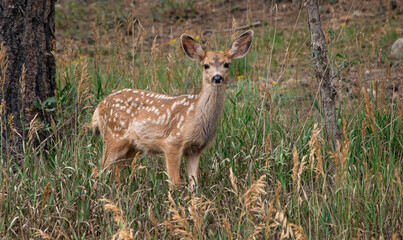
{"left": 0, "top": 0, "right": 56, "bottom": 159}
{"left": 306, "top": 0, "right": 341, "bottom": 147}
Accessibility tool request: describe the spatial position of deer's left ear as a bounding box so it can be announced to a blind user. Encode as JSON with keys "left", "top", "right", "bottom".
{"left": 181, "top": 34, "right": 205, "bottom": 62}
{"left": 226, "top": 30, "right": 254, "bottom": 59}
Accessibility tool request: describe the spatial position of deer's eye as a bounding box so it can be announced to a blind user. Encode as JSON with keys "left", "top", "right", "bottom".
{"left": 203, "top": 64, "right": 210, "bottom": 70}
{"left": 224, "top": 62, "right": 230, "bottom": 68}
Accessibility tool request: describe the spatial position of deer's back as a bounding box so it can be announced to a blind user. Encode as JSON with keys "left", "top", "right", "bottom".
{"left": 94, "top": 88, "right": 200, "bottom": 153}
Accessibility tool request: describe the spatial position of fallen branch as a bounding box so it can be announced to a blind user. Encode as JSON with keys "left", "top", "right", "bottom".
{"left": 203, "top": 21, "right": 261, "bottom": 34}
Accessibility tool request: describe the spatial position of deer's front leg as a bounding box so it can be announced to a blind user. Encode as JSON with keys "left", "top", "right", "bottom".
{"left": 186, "top": 154, "right": 200, "bottom": 191}
{"left": 164, "top": 150, "right": 182, "bottom": 188}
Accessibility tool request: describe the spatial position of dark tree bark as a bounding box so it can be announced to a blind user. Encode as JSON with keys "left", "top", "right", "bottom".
{"left": 0, "top": 0, "right": 56, "bottom": 159}
{"left": 306, "top": 0, "right": 341, "bottom": 147}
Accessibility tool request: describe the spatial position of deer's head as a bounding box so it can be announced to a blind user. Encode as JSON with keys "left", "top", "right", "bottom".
{"left": 181, "top": 30, "right": 254, "bottom": 86}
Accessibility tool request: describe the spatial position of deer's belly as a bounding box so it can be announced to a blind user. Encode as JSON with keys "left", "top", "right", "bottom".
{"left": 127, "top": 121, "right": 167, "bottom": 153}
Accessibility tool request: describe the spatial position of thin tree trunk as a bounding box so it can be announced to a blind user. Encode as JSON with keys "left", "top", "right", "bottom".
{"left": 0, "top": 0, "right": 56, "bottom": 160}
{"left": 306, "top": 0, "right": 341, "bottom": 147}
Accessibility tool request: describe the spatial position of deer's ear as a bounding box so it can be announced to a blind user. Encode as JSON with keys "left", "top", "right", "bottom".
{"left": 181, "top": 34, "right": 205, "bottom": 62}
{"left": 226, "top": 30, "right": 254, "bottom": 59}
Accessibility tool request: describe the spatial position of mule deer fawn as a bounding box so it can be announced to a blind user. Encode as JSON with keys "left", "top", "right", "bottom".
{"left": 92, "top": 30, "right": 253, "bottom": 190}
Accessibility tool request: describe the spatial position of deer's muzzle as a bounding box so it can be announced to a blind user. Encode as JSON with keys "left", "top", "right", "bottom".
{"left": 212, "top": 74, "right": 224, "bottom": 84}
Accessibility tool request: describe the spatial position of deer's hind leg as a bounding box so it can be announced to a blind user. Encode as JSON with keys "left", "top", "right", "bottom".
{"left": 98, "top": 137, "right": 135, "bottom": 173}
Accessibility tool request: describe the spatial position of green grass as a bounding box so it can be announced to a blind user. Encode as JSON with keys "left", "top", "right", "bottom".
{"left": 1, "top": 2, "right": 402, "bottom": 239}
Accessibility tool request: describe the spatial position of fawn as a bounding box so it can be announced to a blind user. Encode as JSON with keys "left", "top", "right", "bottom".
{"left": 92, "top": 30, "right": 253, "bottom": 190}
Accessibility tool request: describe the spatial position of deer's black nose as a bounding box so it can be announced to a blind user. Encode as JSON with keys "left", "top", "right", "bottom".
{"left": 212, "top": 75, "right": 224, "bottom": 84}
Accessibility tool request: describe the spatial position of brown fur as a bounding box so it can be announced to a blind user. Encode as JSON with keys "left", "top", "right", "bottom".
{"left": 92, "top": 30, "right": 253, "bottom": 190}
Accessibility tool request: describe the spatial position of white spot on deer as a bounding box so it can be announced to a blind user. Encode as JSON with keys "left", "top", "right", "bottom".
{"left": 155, "top": 114, "right": 163, "bottom": 124}
{"left": 167, "top": 134, "right": 177, "bottom": 141}
{"left": 116, "top": 103, "right": 120, "bottom": 108}
{"left": 177, "top": 115, "right": 184, "bottom": 129}
{"left": 131, "top": 113, "right": 134, "bottom": 117}
{"left": 115, "top": 113, "right": 118, "bottom": 117}
{"left": 160, "top": 114, "right": 166, "bottom": 124}
{"left": 187, "top": 103, "right": 194, "bottom": 115}
{"left": 171, "top": 98, "right": 187, "bottom": 111}
{"left": 128, "top": 97, "right": 133, "bottom": 102}
{"left": 126, "top": 109, "right": 131, "bottom": 114}
{"left": 171, "top": 102, "right": 179, "bottom": 111}
{"left": 166, "top": 109, "right": 171, "bottom": 121}
{"left": 146, "top": 99, "right": 149, "bottom": 103}
{"left": 135, "top": 98, "right": 139, "bottom": 102}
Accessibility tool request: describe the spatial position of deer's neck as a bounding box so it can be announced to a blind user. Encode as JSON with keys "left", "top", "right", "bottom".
{"left": 190, "top": 83, "right": 226, "bottom": 146}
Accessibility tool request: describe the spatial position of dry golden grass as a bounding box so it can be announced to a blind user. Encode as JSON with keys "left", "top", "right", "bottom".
{"left": 100, "top": 199, "right": 135, "bottom": 240}
{"left": 163, "top": 192, "right": 192, "bottom": 239}
{"left": 32, "top": 228, "right": 55, "bottom": 240}
{"left": 222, "top": 215, "right": 234, "bottom": 240}
{"left": 330, "top": 118, "right": 351, "bottom": 184}
{"left": 128, "top": 152, "right": 143, "bottom": 186}
{"left": 308, "top": 123, "right": 324, "bottom": 180}
{"left": 163, "top": 192, "right": 213, "bottom": 239}
{"left": 393, "top": 167, "right": 403, "bottom": 197}
{"left": 362, "top": 87, "right": 377, "bottom": 133}
{"left": 40, "top": 182, "right": 51, "bottom": 217}
{"left": 292, "top": 146, "right": 299, "bottom": 185}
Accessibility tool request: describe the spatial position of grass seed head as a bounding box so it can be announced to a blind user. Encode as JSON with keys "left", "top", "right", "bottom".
{"left": 32, "top": 228, "right": 55, "bottom": 240}
{"left": 292, "top": 146, "right": 299, "bottom": 185}
{"left": 40, "top": 182, "right": 51, "bottom": 215}
{"left": 296, "top": 155, "right": 307, "bottom": 195}
{"left": 308, "top": 124, "right": 324, "bottom": 180}
{"left": 242, "top": 175, "right": 267, "bottom": 211}
{"left": 128, "top": 152, "right": 143, "bottom": 186}
{"left": 393, "top": 167, "right": 403, "bottom": 197}
{"left": 229, "top": 168, "right": 238, "bottom": 195}
{"left": 222, "top": 216, "right": 234, "bottom": 240}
